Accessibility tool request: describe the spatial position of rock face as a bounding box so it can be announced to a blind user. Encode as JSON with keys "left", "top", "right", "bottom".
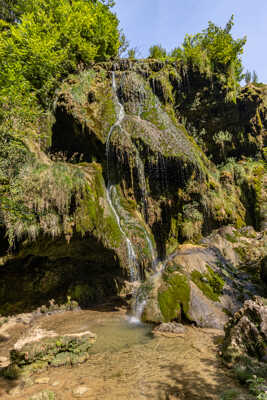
{"left": 0, "top": 60, "right": 266, "bottom": 315}
{"left": 141, "top": 226, "right": 266, "bottom": 328}
{"left": 223, "top": 297, "right": 267, "bottom": 362}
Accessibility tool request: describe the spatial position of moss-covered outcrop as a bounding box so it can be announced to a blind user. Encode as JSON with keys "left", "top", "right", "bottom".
{"left": 158, "top": 272, "right": 191, "bottom": 322}
{"left": 2, "top": 331, "right": 96, "bottom": 378}
{"left": 0, "top": 59, "right": 266, "bottom": 315}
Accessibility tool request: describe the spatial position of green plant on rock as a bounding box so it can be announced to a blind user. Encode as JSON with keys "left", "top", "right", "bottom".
{"left": 181, "top": 202, "right": 203, "bottom": 241}
{"left": 214, "top": 130, "right": 232, "bottom": 159}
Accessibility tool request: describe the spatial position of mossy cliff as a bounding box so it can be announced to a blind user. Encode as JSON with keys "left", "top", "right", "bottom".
{"left": 0, "top": 60, "right": 266, "bottom": 315}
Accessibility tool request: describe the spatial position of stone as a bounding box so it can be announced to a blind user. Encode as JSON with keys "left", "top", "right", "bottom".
{"left": 153, "top": 322, "right": 185, "bottom": 335}
{"left": 72, "top": 386, "right": 90, "bottom": 397}
{"left": 223, "top": 296, "right": 267, "bottom": 362}
{"left": 29, "top": 390, "right": 56, "bottom": 400}
{"left": 3, "top": 331, "right": 96, "bottom": 376}
{"left": 35, "top": 377, "right": 50, "bottom": 384}
{"left": 0, "top": 356, "right": 8, "bottom": 364}
{"left": 189, "top": 282, "right": 227, "bottom": 329}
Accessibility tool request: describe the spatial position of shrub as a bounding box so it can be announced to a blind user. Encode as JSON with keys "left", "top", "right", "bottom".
{"left": 148, "top": 44, "right": 167, "bottom": 59}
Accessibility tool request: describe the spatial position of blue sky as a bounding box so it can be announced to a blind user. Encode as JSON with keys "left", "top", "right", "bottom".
{"left": 114, "top": 0, "right": 267, "bottom": 83}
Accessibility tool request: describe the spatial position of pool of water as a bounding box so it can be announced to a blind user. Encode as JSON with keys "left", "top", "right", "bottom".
{"left": 0, "top": 309, "right": 250, "bottom": 400}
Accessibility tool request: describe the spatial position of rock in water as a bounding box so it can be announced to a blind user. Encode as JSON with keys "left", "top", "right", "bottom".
{"left": 3, "top": 331, "right": 96, "bottom": 378}
{"left": 223, "top": 296, "right": 267, "bottom": 363}
{"left": 29, "top": 391, "right": 56, "bottom": 400}
{"left": 153, "top": 322, "right": 185, "bottom": 335}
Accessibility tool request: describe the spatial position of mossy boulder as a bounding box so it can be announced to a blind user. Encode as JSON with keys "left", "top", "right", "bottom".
{"left": 158, "top": 272, "right": 191, "bottom": 322}
{"left": 2, "top": 331, "right": 96, "bottom": 378}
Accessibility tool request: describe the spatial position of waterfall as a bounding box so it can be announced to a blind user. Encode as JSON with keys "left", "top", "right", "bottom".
{"left": 106, "top": 72, "right": 140, "bottom": 283}
{"left": 106, "top": 72, "right": 158, "bottom": 323}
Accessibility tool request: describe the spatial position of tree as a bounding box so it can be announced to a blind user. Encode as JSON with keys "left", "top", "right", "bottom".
{"left": 128, "top": 48, "right": 137, "bottom": 59}
{"left": 252, "top": 70, "right": 258, "bottom": 84}
{"left": 245, "top": 70, "right": 251, "bottom": 84}
{"left": 0, "top": 0, "right": 120, "bottom": 106}
{"left": 171, "top": 16, "right": 246, "bottom": 86}
{"left": 182, "top": 15, "right": 246, "bottom": 81}
{"left": 148, "top": 44, "right": 167, "bottom": 59}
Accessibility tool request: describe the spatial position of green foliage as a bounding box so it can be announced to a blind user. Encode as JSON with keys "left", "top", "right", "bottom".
{"left": 171, "top": 16, "right": 246, "bottom": 101}
{"left": 0, "top": 0, "right": 20, "bottom": 23}
{"left": 247, "top": 376, "right": 267, "bottom": 399}
{"left": 148, "top": 44, "right": 167, "bottom": 59}
{"left": 0, "top": 1, "right": 120, "bottom": 234}
{"left": 214, "top": 130, "right": 232, "bottom": 158}
{"left": 1, "top": 160, "right": 86, "bottom": 246}
{"left": 181, "top": 202, "right": 203, "bottom": 241}
{"left": 0, "top": 0, "right": 120, "bottom": 107}
{"left": 128, "top": 47, "right": 138, "bottom": 59}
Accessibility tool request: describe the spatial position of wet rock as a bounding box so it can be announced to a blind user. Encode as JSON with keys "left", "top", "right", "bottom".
{"left": 29, "top": 390, "right": 56, "bottom": 400}
{"left": 142, "top": 263, "right": 227, "bottom": 329}
{"left": 72, "top": 386, "right": 90, "bottom": 397}
{"left": 35, "top": 377, "right": 50, "bottom": 384}
{"left": 3, "top": 331, "right": 96, "bottom": 377}
{"left": 153, "top": 322, "right": 185, "bottom": 335}
{"left": 223, "top": 296, "right": 267, "bottom": 363}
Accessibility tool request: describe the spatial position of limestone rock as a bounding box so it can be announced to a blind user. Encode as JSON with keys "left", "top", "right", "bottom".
{"left": 189, "top": 282, "right": 227, "bottom": 329}
{"left": 35, "top": 377, "right": 50, "bottom": 384}
{"left": 153, "top": 322, "right": 185, "bottom": 335}
{"left": 3, "top": 331, "right": 96, "bottom": 377}
{"left": 72, "top": 386, "right": 90, "bottom": 397}
{"left": 29, "top": 390, "right": 56, "bottom": 400}
{"left": 223, "top": 296, "right": 267, "bottom": 362}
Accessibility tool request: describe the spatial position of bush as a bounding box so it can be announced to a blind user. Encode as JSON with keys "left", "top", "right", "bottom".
{"left": 148, "top": 44, "right": 167, "bottom": 59}
{"left": 0, "top": 0, "right": 120, "bottom": 106}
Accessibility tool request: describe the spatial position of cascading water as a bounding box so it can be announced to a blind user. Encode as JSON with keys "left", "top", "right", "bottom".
{"left": 106, "top": 72, "right": 159, "bottom": 323}
{"left": 106, "top": 72, "right": 140, "bottom": 283}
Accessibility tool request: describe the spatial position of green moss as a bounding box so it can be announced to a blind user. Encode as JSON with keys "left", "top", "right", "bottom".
{"left": 191, "top": 266, "right": 224, "bottom": 302}
{"left": 69, "top": 284, "right": 95, "bottom": 304}
{"left": 158, "top": 273, "right": 191, "bottom": 322}
{"left": 225, "top": 233, "right": 238, "bottom": 243}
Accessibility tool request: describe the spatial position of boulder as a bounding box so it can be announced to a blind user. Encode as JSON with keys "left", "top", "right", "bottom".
{"left": 2, "top": 330, "right": 96, "bottom": 378}
{"left": 153, "top": 322, "right": 185, "bottom": 335}
{"left": 223, "top": 296, "right": 267, "bottom": 363}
